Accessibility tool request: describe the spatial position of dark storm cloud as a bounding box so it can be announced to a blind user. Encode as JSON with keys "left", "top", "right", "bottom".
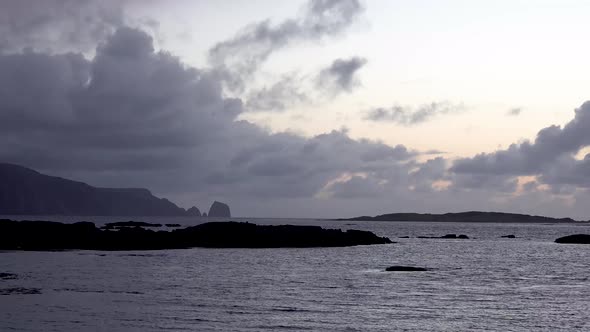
{"left": 365, "top": 102, "right": 465, "bottom": 125}
{"left": 208, "top": 0, "right": 363, "bottom": 90}
{"left": 0, "top": 0, "right": 123, "bottom": 53}
{"left": 316, "top": 56, "right": 367, "bottom": 94}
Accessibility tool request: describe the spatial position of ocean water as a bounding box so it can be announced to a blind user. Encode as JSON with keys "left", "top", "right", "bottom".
{"left": 1, "top": 217, "right": 589, "bottom": 331}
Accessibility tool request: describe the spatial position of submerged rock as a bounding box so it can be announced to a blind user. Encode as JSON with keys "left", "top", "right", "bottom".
{"left": 501, "top": 234, "right": 516, "bottom": 238}
{"left": 386, "top": 266, "right": 428, "bottom": 272}
{"left": 555, "top": 234, "right": 590, "bottom": 244}
{"left": 0, "top": 273, "right": 17, "bottom": 280}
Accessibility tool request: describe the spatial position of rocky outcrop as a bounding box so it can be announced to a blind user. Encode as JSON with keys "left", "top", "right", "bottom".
{"left": 0, "top": 219, "right": 392, "bottom": 250}
{"left": 0, "top": 163, "right": 189, "bottom": 216}
{"left": 208, "top": 201, "right": 231, "bottom": 218}
{"left": 386, "top": 266, "right": 428, "bottom": 272}
{"left": 555, "top": 234, "right": 590, "bottom": 244}
{"left": 417, "top": 234, "right": 469, "bottom": 239}
{"left": 186, "top": 206, "right": 202, "bottom": 216}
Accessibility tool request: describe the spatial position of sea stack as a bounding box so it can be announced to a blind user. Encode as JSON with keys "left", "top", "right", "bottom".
{"left": 208, "top": 201, "right": 231, "bottom": 218}
{"left": 186, "top": 206, "right": 202, "bottom": 216}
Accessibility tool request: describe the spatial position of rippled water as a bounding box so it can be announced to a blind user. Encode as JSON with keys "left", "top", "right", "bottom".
{"left": 1, "top": 217, "right": 589, "bottom": 331}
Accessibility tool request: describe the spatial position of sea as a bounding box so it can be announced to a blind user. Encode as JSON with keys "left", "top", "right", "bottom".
{"left": 1, "top": 216, "right": 589, "bottom": 332}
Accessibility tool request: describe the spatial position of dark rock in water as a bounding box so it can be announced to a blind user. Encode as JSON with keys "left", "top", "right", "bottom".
{"left": 0, "top": 287, "right": 42, "bottom": 295}
{"left": 386, "top": 266, "right": 428, "bottom": 272}
{"left": 0, "top": 273, "right": 17, "bottom": 280}
{"left": 104, "top": 221, "right": 162, "bottom": 228}
{"left": 165, "top": 224, "right": 181, "bottom": 228}
{"left": 418, "top": 234, "right": 469, "bottom": 239}
{"left": 398, "top": 236, "right": 410, "bottom": 238}
{"left": 555, "top": 234, "right": 590, "bottom": 244}
{"left": 0, "top": 219, "right": 392, "bottom": 250}
{"left": 501, "top": 234, "right": 516, "bottom": 238}
{"left": 208, "top": 201, "right": 231, "bottom": 218}
{"left": 186, "top": 206, "right": 201, "bottom": 216}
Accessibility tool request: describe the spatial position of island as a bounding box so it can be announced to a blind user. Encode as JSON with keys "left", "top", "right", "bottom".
{"left": 0, "top": 219, "right": 392, "bottom": 250}
{"left": 340, "top": 211, "right": 582, "bottom": 223}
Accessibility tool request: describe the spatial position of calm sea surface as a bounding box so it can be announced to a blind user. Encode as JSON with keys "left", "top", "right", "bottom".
{"left": 1, "top": 216, "right": 589, "bottom": 331}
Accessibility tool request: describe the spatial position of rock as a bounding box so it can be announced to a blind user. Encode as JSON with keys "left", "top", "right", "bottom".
{"left": 208, "top": 201, "right": 231, "bottom": 218}
{"left": 202, "top": 213, "right": 208, "bottom": 217}
{"left": 418, "top": 234, "right": 469, "bottom": 239}
{"left": 0, "top": 273, "right": 17, "bottom": 280}
{"left": 501, "top": 234, "right": 516, "bottom": 238}
{"left": 165, "top": 223, "right": 181, "bottom": 227}
{"left": 104, "top": 221, "right": 162, "bottom": 228}
{"left": 186, "top": 206, "right": 201, "bottom": 216}
{"left": 0, "top": 219, "right": 393, "bottom": 250}
{"left": 0, "top": 287, "right": 42, "bottom": 295}
{"left": 555, "top": 234, "right": 590, "bottom": 244}
{"left": 398, "top": 236, "right": 410, "bottom": 238}
{"left": 386, "top": 266, "right": 428, "bottom": 272}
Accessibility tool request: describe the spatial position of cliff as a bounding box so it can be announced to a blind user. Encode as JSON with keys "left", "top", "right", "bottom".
{"left": 0, "top": 163, "right": 188, "bottom": 216}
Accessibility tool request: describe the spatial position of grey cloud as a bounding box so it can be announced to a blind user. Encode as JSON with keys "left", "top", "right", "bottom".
{"left": 365, "top": 101, "right": 465, "bottom": 125}
{"left": 507, "top": 107, "right": 522, "bottom": 116}
{"left": 452, "top": 101, "right": 590, "bottom": 176}
{"left": 0, "top": 0, "right": 124, "bottom": 54}
{"left": 245, "top": 75, "right": 308, "bottom": 112}
{"left": 208, "top": 0, "right": 363, "bottom": 90}
{"left": 316, "top": 56, "right": 367, "bottom": 94}
{"left": 0, "top": 26, "right": 423, "bottom": 209}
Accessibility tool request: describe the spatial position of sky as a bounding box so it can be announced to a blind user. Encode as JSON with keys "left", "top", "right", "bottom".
{"left": 1, "top": 0, "right": 590, "bottom": 219}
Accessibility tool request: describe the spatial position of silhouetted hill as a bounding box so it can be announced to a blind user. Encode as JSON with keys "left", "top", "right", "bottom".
{"left": 341, "top": 211, "right": 581, "bottom": 223}
{"left": 0, "top": 163, "right": 188, "bottom": 216}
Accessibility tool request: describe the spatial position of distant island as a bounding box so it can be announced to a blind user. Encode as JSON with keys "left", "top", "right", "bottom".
{"left": 340, "top": 211, "right": 585, "bottom": 223}
{"left": 0, "top": 163, "right": 230, "bottom": 217}
{"left": 0, "top": 219, "right": 392, "bottom": 250}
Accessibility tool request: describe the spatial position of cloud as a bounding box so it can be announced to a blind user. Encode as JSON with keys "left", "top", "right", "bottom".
{"left": 450, "top": 101, "right": 590, "bottom": 198}
{"left": 208, "top": 0, "right": 363, "bottom": 91}
{"left": 364, "top": 101, "right": 465, "bottom": 125}
{"left": 3, "top": 4, "right": 590, "bottom": 219}
{"left": 507, "top": 107, "right": 522, "bottom": 116}
{"left": 0, "top": 0, "right": 124, "bottom": 54}
{"left": 0, "top": 27, "right": 425, "bottom": 214}
{"left": 316, "top": 56, "right": 367, "bottom": 94}
{"left": 245, "top": 74, "right": 309, "bottom": 112}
